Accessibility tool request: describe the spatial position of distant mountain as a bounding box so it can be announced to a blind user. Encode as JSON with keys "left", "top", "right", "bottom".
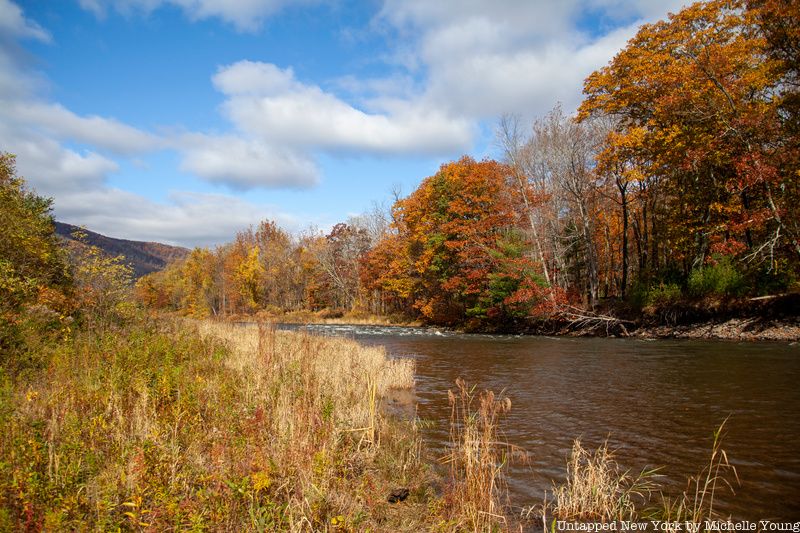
{"left": 54, "top": 221, "right": 189, "bottom": 278}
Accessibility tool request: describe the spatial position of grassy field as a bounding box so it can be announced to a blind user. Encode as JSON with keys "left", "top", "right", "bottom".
{"left": 0, "top": 316, "right": 446, "bottom": 531}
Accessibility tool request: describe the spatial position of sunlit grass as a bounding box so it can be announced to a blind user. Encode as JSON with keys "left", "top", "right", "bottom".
{"left": 0, "top": 316, "right": 431, "bottom": 531}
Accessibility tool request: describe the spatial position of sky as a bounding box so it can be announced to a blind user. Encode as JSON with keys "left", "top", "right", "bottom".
{"left": 1, "top": 0, "right": 686, "bottom": 248}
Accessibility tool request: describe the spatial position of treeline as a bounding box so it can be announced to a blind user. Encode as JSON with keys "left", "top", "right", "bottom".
{"left": 139, "top": 0, "right": 799, "bottom": 327}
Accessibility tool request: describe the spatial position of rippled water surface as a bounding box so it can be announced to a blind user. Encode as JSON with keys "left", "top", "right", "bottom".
{"left": 281, "top": 324, "right": 800, "bottom": 519}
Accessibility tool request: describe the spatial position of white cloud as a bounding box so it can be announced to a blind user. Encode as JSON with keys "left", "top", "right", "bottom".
{"left": 77, "top": 0, "right": 315, "bottom": 31}
{"left": 2, "top": 0, "right": 700, "bottom": 248}
{"left": 0, "top": 47, "right": 40, "bottom": 100}
{"left": 0, "top": 1, "right": 322, "bottom": 248}
{"left": 3, "top": 102, "right": 159, "bottom": 155}
{"left": 421, "top": 24, "right": 639, "bottom": 118}
{"left": 212, "top": 59, "right": 297, "bottom": 95}
{"left": 0, "top": 6, "right": 317, "bottom": 192}
{"left": 378, "top": 0, "right": 689, "bottom": 119}
{"left": 178, "top": 133, "right": 319, "bottom": 189}
{"left": 213, "top": 60, "right": 473, "bottom": 155}
{"left": 54, "top": 188, "right": 303, "bottom": 248}
{"left": 0, "top": 0, "right": 51, "bottom": 42}
{"left": 0, "top": 121, "right": 118, "bottom": 194}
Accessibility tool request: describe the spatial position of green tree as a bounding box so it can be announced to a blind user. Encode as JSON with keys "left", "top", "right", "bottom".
{"left": 0, "top": 153, "right": 72, "bottom": 355}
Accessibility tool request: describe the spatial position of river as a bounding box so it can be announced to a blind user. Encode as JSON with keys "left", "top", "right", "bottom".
{"left": 281, "top": 324, "right": 800, "bottom": 520}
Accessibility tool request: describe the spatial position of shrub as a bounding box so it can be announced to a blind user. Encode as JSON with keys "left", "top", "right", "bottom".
{"left": 645, "top": 282, "right": 683, "bottom": 307}
{"left": 687, "top": 257, "right": 745, "bottom": 298}
{"left": 0, "top": 153, "right": 73, "bottom": 364}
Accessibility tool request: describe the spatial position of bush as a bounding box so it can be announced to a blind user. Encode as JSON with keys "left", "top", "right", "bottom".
{"left": 748, "top": 259, "right": 797, "bottom": 296}
{"left": 687, "top": 257, "right": 745, "bottom": 298}
{"left": 644, "top": 282, "right": 683, "bottom": 307}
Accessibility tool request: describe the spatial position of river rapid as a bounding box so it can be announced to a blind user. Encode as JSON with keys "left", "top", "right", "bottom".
{"left": 280, "top": 324, "right": 800, "bottom": 520}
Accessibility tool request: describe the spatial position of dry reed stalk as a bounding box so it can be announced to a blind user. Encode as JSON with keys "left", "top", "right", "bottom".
{"left": 195, "top": 319, "right": 417, "bottom": 484}
{"left": 549, "top": 439, "right": 658, "bottom": 522}
{"left": 445, "top": 377, "right": 515, "bottom": 532}
{"left": 660, "top": 419, "right": 739, "bottom": 530}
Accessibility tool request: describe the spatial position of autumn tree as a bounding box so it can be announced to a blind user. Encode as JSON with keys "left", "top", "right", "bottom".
{"left": 66, "top": 231, "right": 134, "bottom": 325}
{"left": 310, "top": 223, "right": 370, "bottom": 310}
{"left": 498, "top": 107, "right": 609, "bottom": 307}
{"left": 497, "top": 114, "right": 554, "bottom": 288}
{"left": 580, "top": 0, "right": 800, "bottom": 291}
{"left": 0, "top": 153, "right": 72, "bottom": 354}
{"left": 365, "top": 156, "right": 551, "bottom": 325}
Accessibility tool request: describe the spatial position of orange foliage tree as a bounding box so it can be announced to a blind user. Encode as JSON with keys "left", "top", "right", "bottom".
{"left": 580, "top": 0, "right": 800, "bottom": 282}
{"left": 363, "top": 157, "right": 554, "bottom": 325}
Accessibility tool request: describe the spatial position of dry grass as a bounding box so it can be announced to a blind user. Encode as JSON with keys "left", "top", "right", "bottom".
{"left": 440, "top": 378, "right": 520, "bottom": 532}
{"left": 533, "top": 422, "right": 738, "bottom": 531}
{"left": 238, "top": 309, "right": 422, "bottom": 327}
{"left": 1, "top": 310, "right": 743, "bottom": 532}
{"left": 658, "top": 420, "right": 739, "bottom": 530}
{"left": 192, "top": 320, "right": 423, "bottom": 529}
{"left": 0, "top": 316, "right": 432, "bottom": 531}
{"left": 196, "top": 320, "right": 415, "bottom": 447}
{"left": 547, "top": 440, "right": 658, "bottom": 523}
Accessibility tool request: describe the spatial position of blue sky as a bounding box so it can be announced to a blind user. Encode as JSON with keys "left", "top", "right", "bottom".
{"left": 1, "top": 0, "right": 684, "bottom": 247}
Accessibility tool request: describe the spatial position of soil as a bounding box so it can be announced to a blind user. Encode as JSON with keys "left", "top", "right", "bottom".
{"left": 633, "top": 316, "right": 800, "bottom": 341}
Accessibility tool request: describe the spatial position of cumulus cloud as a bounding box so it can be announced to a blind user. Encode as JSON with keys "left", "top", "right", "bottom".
{"left": 3, "top": 0, "right": 698, "bottom": 247}
{"left": 2, "top": 129, "right": 119, "bottom": 194}
{"left": 421, "top": 24, "right": 639, "bottom": 118}
{"left": 213, "top": 60, "right": 473, "bottom": 155}
{"left": 378, "top": 0, "right": 689, "bottom": 119}
{"left": 54, "top": 188, "right": 302, "bottom": 248}
{"left": 3, "top": 102, "right": 159, "bottom": 155}
{"left": 0, "top": 104, "right": 120, "bottom": 196}
{"left": 77, "top": 0, "right": 315, "bottom": 31}
{"left": 0, "top": 1, "right": 322, "bottom": 247}
{"left": 178, "top": 134, "right": 319, "bottom": 189}
{"left": 0, "top": 0, "right": 51, "bottom": 42}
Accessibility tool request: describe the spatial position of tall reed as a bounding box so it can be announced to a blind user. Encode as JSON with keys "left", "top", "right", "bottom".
{"left": 548, "top": 440, "right": 659, "bottom": 522}
{"left": 659, "top": 419, "right": 739, "bottom": 530}
{"left": 443, "top": 377, "right": 517, "bottom": 531}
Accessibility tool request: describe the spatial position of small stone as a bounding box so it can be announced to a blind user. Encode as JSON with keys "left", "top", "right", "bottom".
{"left": 387, "top": 487, "right": 409, "bottom": 503}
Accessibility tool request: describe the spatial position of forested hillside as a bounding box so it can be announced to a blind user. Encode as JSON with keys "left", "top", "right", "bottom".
{"left": 54, "top": 222, "right": 189, "bottom": 278}
{"left": 137, "top": 0, "right": 799, "bottom": 329}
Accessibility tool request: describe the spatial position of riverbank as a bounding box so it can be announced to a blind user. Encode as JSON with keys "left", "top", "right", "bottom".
{"left": 517, "top": 307, "right": 800, "bottom": 341}
{"left": 626, "top": 293, "right": 800, "bottom": 342}
{"left": 485, "top": 293, "right": 799, "bottom": 341}
{"left": 5, "top": 312, "right": 791, "bottom": 528}
{"left": 229, "top": 308, "right": 423, "bottom": 327}
{"left": 632, "top": 316, "right": 800, "bottom": 341}
{"left": 224, "top": 294, "right": 800, "bottom": 342}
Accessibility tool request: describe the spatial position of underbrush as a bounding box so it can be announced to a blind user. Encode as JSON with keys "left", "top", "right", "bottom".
{"left": 0, "top": 317, "right": 432, "bottom": 531}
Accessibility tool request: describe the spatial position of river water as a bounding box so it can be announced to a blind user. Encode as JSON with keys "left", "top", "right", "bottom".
{"left": 281, "top": 324, "right": 800, "bottom": 520}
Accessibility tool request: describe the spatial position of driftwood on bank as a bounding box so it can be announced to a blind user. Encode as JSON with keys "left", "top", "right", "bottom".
{"left": 557, "top": 305, "right": 636, "bottom": 337}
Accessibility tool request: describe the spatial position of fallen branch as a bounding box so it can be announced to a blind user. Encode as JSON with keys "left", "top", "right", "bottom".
{"left": 557, "top": 305, "right": 635, "bottom": 337}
